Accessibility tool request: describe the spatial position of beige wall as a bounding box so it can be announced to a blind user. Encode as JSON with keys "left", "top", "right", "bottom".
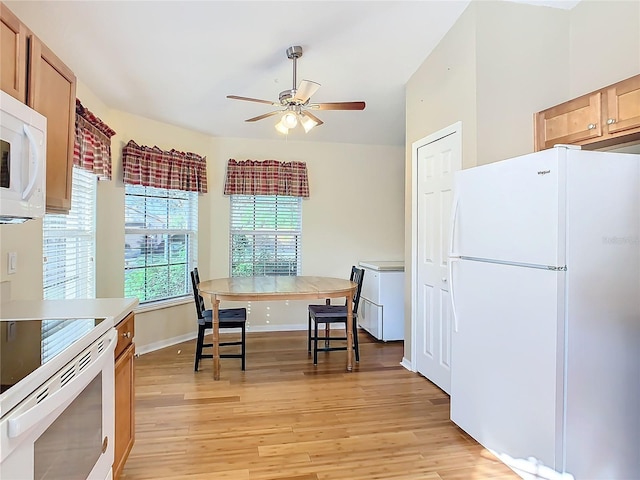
{"left": 404, "top": 0, "right": 639, "bottom": 364}
{"left": 569, "top": 0, "right": 640, "bottom": 97}
{"left": 475, "top": 1, "right": 570, "bottom": 164}
{"left": 0, "top": 80, "right": 404, "bottom": 352}
{"left": 204, "top": 137, "right": 405, "bottom": 338}
{"left": 405, "top": 3, "right": 479, "bottom": 170}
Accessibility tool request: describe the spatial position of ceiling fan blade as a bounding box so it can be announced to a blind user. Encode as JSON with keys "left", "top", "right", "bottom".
{"left": 227, "top": 95, "right": 279, "bottom": 106}
{"left": 308, "top": 101, "right": 366, "bottom": 111}
{"left": 301, "top": 110, "right": 323, "bottom": 127}
{"left": 245, "top": 110, "right": 282, "bottom": 122}
{"left": 294, "top": 80, "right": 321, "bottom": 103}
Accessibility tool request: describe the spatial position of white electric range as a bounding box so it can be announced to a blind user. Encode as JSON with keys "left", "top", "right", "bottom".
{"left": 0, "top": 316, "right": 117, "bottom": 480}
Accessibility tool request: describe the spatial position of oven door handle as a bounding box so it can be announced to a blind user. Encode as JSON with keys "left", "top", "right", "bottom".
{"left": 7, "top": 329, "right": 117, "bottom": 439}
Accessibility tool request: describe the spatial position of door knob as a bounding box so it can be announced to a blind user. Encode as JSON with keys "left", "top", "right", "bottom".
{"left": 442, "top": 277, "right": 447, "bottom": 282}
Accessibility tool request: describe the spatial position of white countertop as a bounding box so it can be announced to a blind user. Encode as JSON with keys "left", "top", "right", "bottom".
{"left": 0, "top": 298, "right": 138, "bottom": 325}
{"left": 359, "top": 260, "right": 405, "bottom": 272}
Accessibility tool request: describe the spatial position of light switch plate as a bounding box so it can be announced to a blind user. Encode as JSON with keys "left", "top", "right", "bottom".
{"left": 7, "top": 252, "right": 17, "bottom": 274}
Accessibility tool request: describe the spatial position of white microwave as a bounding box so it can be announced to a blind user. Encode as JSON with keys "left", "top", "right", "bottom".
{"left": 0, "top": 90, "right": 47, "bottom": 224}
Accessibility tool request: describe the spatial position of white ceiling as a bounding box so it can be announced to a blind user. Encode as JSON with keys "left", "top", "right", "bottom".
{"left": 5, "top": 0, "right": 579, "bottom": 147}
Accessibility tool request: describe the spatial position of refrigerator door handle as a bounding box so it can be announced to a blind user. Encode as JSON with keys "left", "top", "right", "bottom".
{"left": 448, "top": 193, "right": 461, "bottom": 332}
{"left": 449, "top": 257, "right": 459, "bottom": 333}
{"left": 449, "top": 194, "right": 460, "bottom": 257}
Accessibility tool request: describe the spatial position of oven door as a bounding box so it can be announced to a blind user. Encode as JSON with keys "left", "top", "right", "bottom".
{"left": 0, "top": 329, "right": 116, "bottom": 480}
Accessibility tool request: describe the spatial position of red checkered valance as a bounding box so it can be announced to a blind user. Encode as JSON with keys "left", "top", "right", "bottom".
{"left": 122, "top": 140, "right": 208, "bottom": 193}
{"left": 73, "top": 99, "right": 116, "bottom": 180}
{"left": 223, "top": 159, "right": 309, "bottom": 197}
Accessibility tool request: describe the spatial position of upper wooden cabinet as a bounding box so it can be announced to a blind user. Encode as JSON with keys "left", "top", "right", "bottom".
{"left": 0, "top": 3, "right": 76, "bottom": 214}
{"left": 604, "top": 75, "right": 640, "bottom": 137}
{"left": 0, "top": 4, "right": 27, "bottom": 102}
{"left": 535, "top": 74, "right": 640, "bottom": 151}
{"left": 28, "top": 35, "right": 76, "bottom": 213}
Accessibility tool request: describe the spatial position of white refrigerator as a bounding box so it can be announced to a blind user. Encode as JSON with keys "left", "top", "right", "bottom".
{"left": 449, "top": 146, "right": 639, "bottom": 479}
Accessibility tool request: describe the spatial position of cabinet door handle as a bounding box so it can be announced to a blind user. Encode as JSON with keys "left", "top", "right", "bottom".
{"left": 607, "top": 118, "right": 616, "bottom": 125}
{"left": 587, "top": 123, "right": 597, "bottom": 130}
{"left": 122, "top": 331, "right": 131, "bottom": 339}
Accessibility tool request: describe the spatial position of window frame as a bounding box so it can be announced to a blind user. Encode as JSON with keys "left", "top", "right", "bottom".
{"left": 124, "top": 184, "right": 198, "bottom": 304}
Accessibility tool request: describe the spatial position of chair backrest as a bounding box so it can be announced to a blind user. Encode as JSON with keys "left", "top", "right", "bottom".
{"left": 190, "top": 269, "right": 206, "bottom": 320}
{"left": 193, "top": 266, "right": 200, "bottom": 285}
{"left": 350, "top": 265, "right": 365, "bottom": 315}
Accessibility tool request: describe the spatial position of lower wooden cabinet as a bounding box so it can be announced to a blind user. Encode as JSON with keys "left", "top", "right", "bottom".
{"left": 113, "top": 314, "right": 135, "bottom": 480}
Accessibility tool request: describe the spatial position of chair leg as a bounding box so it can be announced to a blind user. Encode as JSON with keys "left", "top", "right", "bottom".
{"left": 242, "top": 323, "right": 247, "bottom": 372}
{"left": 194, "top": 324, "right": 205, "bottom": 371}
{"left": 353, "top": 317, "right": 360, "bottom": 363}
{"left": 308, "top": 312, "right": 312, "bottom": 354}
{"left": 324, "top": 298, "right": 331, "bottom": 349}
{"left": 313, "top": 319, "right": 319, "bottom": 365}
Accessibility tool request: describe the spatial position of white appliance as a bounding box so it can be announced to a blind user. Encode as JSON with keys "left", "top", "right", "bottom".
{"left": 0, "top": 317, "right": 116, "bottom": 480}
{"left": 358, "top": 261, "right": 404, "bottom": 341}
{"left": 448, "top": 146, "right": 639, "bottom": 479}
{"left": 0, "top": 90, "right": 47, "bottom": 224}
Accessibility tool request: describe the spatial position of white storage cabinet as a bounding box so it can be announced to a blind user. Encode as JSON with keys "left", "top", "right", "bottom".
{"left": 358, "top": 261, "right": 404, "bottom": 341}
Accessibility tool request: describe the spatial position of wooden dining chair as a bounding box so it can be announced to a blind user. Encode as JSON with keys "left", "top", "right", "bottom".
{"left": 307, "top": 266, "right": 365, "bottom": 365}
{"left": 190, "top": 269, "right": 247, "bottom": 371}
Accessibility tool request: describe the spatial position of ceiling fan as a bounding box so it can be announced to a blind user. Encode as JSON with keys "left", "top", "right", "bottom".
{"left": 227, "top": 45, "right": 366, "bottom": 134}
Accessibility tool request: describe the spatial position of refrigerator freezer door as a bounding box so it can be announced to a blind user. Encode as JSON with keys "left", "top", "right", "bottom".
{"left": 452, "top": 148, "right": 563, "bottom": 267}
{"left": 450, "top": 258, "right": 564, "bottom": 471}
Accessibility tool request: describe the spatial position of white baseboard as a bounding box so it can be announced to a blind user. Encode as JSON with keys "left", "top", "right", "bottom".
{"left": 135, "top": 332, "right": 197, "bottom": 356}
{"left": 400, "top": 357, "right": 413, "bottom": 371}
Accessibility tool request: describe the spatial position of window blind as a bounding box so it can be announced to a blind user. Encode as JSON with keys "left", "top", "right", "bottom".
{"left": 230, "top": 195, "right": 302, "bottom": 277}
{"left": 43, "top": 167, "right": 97, "bottom": 300}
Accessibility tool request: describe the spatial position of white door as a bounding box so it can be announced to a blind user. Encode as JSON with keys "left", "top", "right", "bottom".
{"left": 412, "top": 123, "right": 461, "bottom": 394}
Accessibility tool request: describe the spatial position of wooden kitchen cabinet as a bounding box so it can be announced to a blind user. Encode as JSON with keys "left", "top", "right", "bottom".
{"left": 0, "top": 2, "right": 76, "bottom": 214}
{"left": 604, "top": 75, "right": 640, "bottom": 137}
{"left": 535, "top": 74, "right": 640, "bottom": 151}
{"left": 28, "top": 34, "right": 76, "bottom": 214}
{"left": 113, "top": 312, "right": 135, "bottom": 480}
{"left": 0, "top": 3, "right": 27, "bottom": 102}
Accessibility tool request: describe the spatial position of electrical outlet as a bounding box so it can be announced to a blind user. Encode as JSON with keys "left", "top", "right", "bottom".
{"left": 7, "top": 252, "right": 17, "bottom": 274}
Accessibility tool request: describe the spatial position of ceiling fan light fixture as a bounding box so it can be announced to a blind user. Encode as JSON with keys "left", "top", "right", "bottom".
{"left": 300, "top": 113, "right": 318, "bottom": 133}
{"left": 275, "top": 120, "right": 289, "bottom": 135}
{"left": 282, "top": 111, "right": 298, "bottom": 129}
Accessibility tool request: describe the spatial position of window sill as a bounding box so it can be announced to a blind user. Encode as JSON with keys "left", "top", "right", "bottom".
{"left": 134, "top": 296, "right": 192, "bottom": 314}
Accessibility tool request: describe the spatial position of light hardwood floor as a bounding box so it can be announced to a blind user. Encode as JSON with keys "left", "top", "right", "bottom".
{"left": 121, "top": 329, "right": 519, "bottom": 480}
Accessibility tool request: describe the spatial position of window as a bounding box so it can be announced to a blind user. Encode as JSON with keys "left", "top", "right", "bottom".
{"left": 125, "top": 184, "right": 197, "bottom": 303}
{"left": 230, "top": 195, "right": 302, "bottom": 277}
{"left": 42, "top": 167, "right": 97, "bottom": 360}
{"left": 43, "top": 167, "right": 97, "bottom": 300}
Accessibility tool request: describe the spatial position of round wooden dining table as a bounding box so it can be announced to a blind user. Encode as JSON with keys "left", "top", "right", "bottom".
{"left": 198, "top": 276, "right": 358, "bottom": 380}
